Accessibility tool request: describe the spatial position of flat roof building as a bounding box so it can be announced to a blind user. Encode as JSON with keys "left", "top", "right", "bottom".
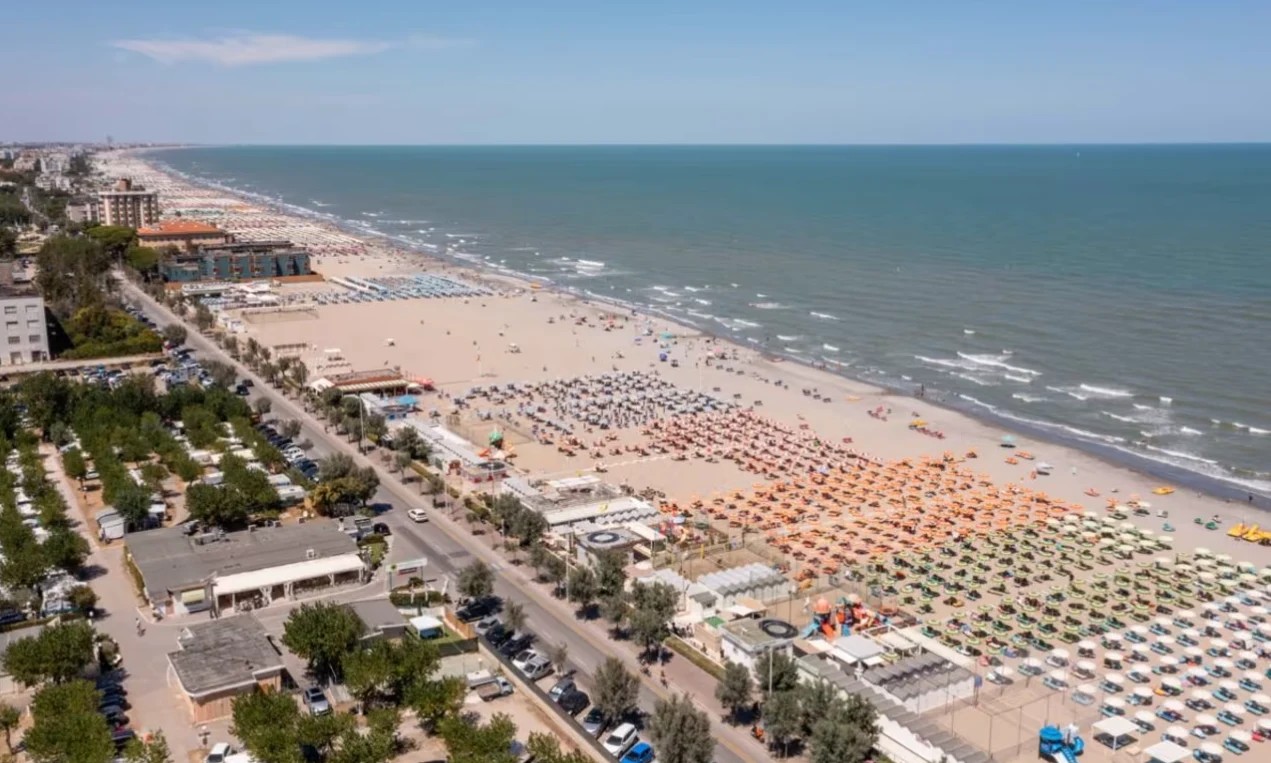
{"left": 348, "top": 598, "right": 408, "bottom": 642}
{"left": 137, "top": 219, "right": 230, "bottom": 251}
{"left": 126, "top": 523, "right": 366, "bottom": 616}
{"left": 99, "top": 177, "right": 159, "bottom": 227}
{"left": 167, "top": 615, "right": 285, "bottom": 722}
{"left": 0, "top": 286, "right": 50, "bottom": 366}
{"left": 159, "top": 240, "right": 313, "bottom": 283}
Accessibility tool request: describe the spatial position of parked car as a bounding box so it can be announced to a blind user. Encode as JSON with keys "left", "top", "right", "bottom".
{"left": 456, "top": 599, "right": 494, "bottom": 622}
{"left": 511, "top": 650, "right": 539, "bottom": 673}
{"left": 548, "top": 676, "right": 576, "bottom": 702}
{"left": 407, "top": 508, "right": 429, "bottom": 523}
{"left": 559, "top": 689, "right": 590, "bottom": 716}
{"left": 521, "top": 655, "right": 553, "bottom": 681}
{"left": 303, "top": 687, "right": 331, "bottom": 716}
{"left": 620, "top": 742, "right": 655, "bottom": 763}
{"left": 474, "top": 616, "right": 501, "bottom": 636}
{"left": 581, "top": 707, "right": 608, "bottom": 737}
{"left": 499, "top": 634, "right": 533, "bottom": 657}
{"left": 111, "top": 729, "right": 137, "bottom": 751}
{"left": 485, "top": 625, "right": 512, "bottom": 648}
{"left": 205, "top": 743, "right": 233, "bottom": 763}
{"left": 475, "top": 677, "right": 514, "bottom": 701}
{"left": 603, "top": 723, "right": 639, "bottom": 757}
{"left": 371, "top": 522, "right": 391, "bottom": 536}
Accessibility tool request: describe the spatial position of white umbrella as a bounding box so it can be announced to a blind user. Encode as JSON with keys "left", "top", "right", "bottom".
{"left": 1195, "top": 547, "right": 1212, "bottom": 557}
{"left": 1215, "top": 658, "right": 1235, "bottom": 670}
{"left": 1224, "top": 703, "right": 1246, "bottom": 717}
{"left": 1252, "top": 693, "right": 1271, "bottom": 704}
{"left": 1204, "top": 601, "right": 1221, "bottom": 612}
{"left": 1199, "top": 743, "right": 1222, "bottom": 756}
{"left": 1184, "top": 647, "right": 1203, "bottom": 659}
{"left": 1131, "top": 625, "right": 1149, "bottom": 636}
{"left": 1154, "top": 616, "right": 1173, "bottom": 628}
{"left": 1244, "top": 670, "right": 1263, "bottom": 684}
{"left": 1238, "top": 650, "right": 1258, "bottom": 662}
{"left": 1260, "top": 718, "right": 1271, "bottom": 733}
{"left": 1075, "top": 660, "right": 1096, "bottom": 674}
{"left": 1191, "top": 689, "right": 1213, "bottom": 702}
{"left": 1163, "top": 699, "right": 1185, "bottom": 712}
{"left": 1023, "top": 657, "right": 1043, "bottom": 669}
{"left": 1259, "top": 623, "right": 1271, "bottom": 636}
{"left": 1134, "top": 709, "right": 1155, "bottom": 725}
{"left": 1177, "top": 610, "right": 1197, "bottom": 622}
{"left": 1187, "top": 667, "right": 1209, "bottom": 680}
{"left": 1183, "top": 628, "right": 1201, "bottom": 639}
{"left": 1230, "top": 730, "right": 1252, "bottom": 744}
{"left": 1162, "top": 677, "right": 1183, "bottom": 689}
{"left": 1050, "top": 648, "right": 1070, "bottom": 661}
{"left": 1105, "top": 651, "right": 1124, "bottom": 664}
{"left": 1076, "top": 683, "right": 1096, "bottom": 695}
{"left": 1077, "top": 640, "right": 1096, "bottom": 652}
{"left": 1048, "top": 670, "right": 1067, "bottom": 686}
{"left": 1216, "top": 554, "right": 1233, "bottom": 564}
{"left": 1105, "top": 673, "right": 1125, "bottom": 685}
{"left": 1157, "top": 636, "right": 1176, "bottom": 647}
{"left": 1104, "top": 696, "right": 1126, "bottom": 709}
{"left": 1159, "top": 655, "right": 1179, "bottom": 667}
{"left": 1221, "top": 680, "right": 1240, "bottom": 693}
{"left": 1117, "top": 544, "right": 1135, "bottom": 554}
{"left": 1210, "top": 638, "right": 1228, "bottom": 651}
{"left": 1132, "top": 644, "right": 1150, "bottom": 655}
{"left": 1133, "top": 687, "right": 1153, "bottom": 699}
{"left": 1200, "top": 572, "right": 1217, "bottom": 583}
{"left": 1195, "top": 713, "right": 1217, "bottom": 726}
{"left": 1225, "top": 595, "right": 1243, "bottom": 606}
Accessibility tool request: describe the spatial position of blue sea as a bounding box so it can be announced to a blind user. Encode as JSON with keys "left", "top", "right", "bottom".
{"left": 147, "top": 145, "right": 1271, "bottom": 499}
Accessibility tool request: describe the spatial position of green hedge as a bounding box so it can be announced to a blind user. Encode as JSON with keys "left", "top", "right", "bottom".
{"left": 666, "top": 636, "right": 725, "bottom": 680}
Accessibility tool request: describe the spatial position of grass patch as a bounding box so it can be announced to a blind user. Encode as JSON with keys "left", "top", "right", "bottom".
{"left": 667, "top": 636, "right": 725, "bottom": 680}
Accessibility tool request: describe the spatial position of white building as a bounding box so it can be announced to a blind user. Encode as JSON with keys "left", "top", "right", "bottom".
{"left": 0, "top": 289, "right": 50, "bottom": 366}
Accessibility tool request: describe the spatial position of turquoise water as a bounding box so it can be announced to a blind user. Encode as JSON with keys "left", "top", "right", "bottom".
{"left": 149, "top": 145, "right": 1271, "bottom": 497}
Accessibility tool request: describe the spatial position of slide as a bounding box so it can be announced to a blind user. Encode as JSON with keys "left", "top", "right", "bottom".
{"left": 822, "top": 621, "right": 838, "bottom": 639}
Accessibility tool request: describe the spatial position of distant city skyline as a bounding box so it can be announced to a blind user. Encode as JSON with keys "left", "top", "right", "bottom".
{"left": 2, "top": 0, "right": 1269, "bottom": 145}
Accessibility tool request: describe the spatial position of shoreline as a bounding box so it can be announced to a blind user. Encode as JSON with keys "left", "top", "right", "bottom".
{"left": 128, "top": 148, "right": 1268, "bottom": 513}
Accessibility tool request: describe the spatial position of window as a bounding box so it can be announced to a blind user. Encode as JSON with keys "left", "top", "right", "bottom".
{"left": 6, "top": 337, "right": 18, "bottom": 345}
{"left": 28, "top": 335, "right": 40, "bottom": 344}
{"left": 3, "top": 307, "right": 14, "bottom": 315}
{"left": 25, "top": 305, "right": 38, "bottom": 314}
{"left": 5, "top": 321, "right": 16, "bottom": 331}
{"left": 27, "top": 320, "right": 39, "bottom": 329}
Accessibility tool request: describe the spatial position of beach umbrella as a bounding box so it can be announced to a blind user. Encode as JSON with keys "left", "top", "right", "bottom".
{"left": 1104, "top": 673, "right": 1125, "bottom": 686}
{"left": 1048, "top": 670, "right": 1068, "bottom": 687}
{"left": 1131, "top": 625, "right": 1149, "bottom": 638}
{"left": 1261, "top": 719, "right": 1271, "bottom": 734}
{"left": 1159, "top": 656, "right": 1179, "bottom": 668}
{"left": 1077, "top": 640, "right": 1096, "bottom": 654}
{"left": 1164, "top": 699, "right": 1186, "bottom": 713}
{"left": 1155, "top": 616, "right": 1173, "bottom": 630}
{"left": 1210, "top": 638, "right": 1229, "bottom": 652}
{"left": 1192, "top": 689, "right": 1213, "bottom": 704}
{"left": 1184, "top": 647, "right": 1203, "bottom": 660}
{"left": 1243, "top": 670, "right": 1262, "bottom": 685}
{"left": 1231, "top": 730, "right": 1252, "bottom": 745}
{"left": 1075, "top": 660, "right": 1096, "bottom": 676}
{"left": 1251, "top": 693, "right": 1271, "bottom": 706}
{"left": 1224, "top": 703, "right": 1246, "bottom": 718}
{"left": 1177, "top": 610, "right": 1197, "bottom": 623}
{"left": 1162, "top": 677, "right": 1183, "bottom": 690}
{"left": 1259, "top": 623, "right": 1271, "bottom": 636}
{"left": 1215, "top": 658, "right": 1235, "bottom": 672}
{"left": 1195, "top": 547, "right": 1212, "bottom": 557}
{"left": 1157, "top": 636, "right": 1176, "bottom": 648}
{"left": 1133, "top": 687, "right": 1153, "bottom": 702}
{"left": 1220, "top": 680, "right": 1240, "bottom": 694}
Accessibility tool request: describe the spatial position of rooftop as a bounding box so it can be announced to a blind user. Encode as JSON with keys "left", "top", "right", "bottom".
{"left": 168, "top": 615, "right": 284, "bottom": 698}
{"left": 720, "top": 617, "right": 799, "bottom": 650}
{"left": 137, "top": 219, "right": 223, "bottom": 236}
{"left": 347, "top": 598, "right": 406, "bottom": 636}
{"left": 126, "top": 523, "right": 359, "bottom": 600}
{"left": 697, "top": 563, "right": 789, "bottom": 595}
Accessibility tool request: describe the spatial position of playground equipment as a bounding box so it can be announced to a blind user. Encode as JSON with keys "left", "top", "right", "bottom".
{"left": 1039, "top": 725, "right": 1085, "bottom": 763}
{"left": 797, "top": 595, "right": 878, "bottom": 640}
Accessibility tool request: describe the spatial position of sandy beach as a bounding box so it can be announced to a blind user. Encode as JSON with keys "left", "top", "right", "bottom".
{"left": 102, "top": 150, "right": 1271, "bottom": 574}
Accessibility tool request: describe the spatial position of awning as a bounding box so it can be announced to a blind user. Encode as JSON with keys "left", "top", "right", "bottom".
{"left": 212, "top": 554, "right": 366, "bottom": 597}
{"left": 180, "top": 588, "right": 206, "bottom": 604}
{"left": 1142, "top": 741, "right": 1188, "bottom": 763}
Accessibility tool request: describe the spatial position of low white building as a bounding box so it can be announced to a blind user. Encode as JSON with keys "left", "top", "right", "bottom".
{"left": 697, "top": 563, "right": 792, "bottom": 607}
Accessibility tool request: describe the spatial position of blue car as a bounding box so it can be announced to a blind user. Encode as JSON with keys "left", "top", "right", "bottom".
{"left": 620, "top": 742, "right": 654, "bottom": 763}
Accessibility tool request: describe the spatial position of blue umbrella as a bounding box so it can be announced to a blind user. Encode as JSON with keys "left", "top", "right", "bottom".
{"left": 1002, "top": 435, "right": 1017, "bottom": 444}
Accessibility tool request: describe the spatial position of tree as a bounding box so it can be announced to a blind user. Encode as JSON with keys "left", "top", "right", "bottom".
{"left": 593, "top": 657, "right": 639, "bottom": 726}
{"left": 600, "top": 594, "right": 629, "bottom": 634}
{"left": 457, "top": 560, "right": 494, "bottom": 600}
{"left": 62, "top": 447, "right": 88, "bottom": 487}
{"left": 525, "top": 733, "right": 592, "bottom": 763}
{"left": 2, "top": 620, "right": 95, "bottom": 686}
{"left": 193, "top": 303, "right": 215, "bottom": 332}
{"left": 393, "top": 450, "right": 412, "bottom": 474}
{"left": 545, "top": 641, "right": 569, "bottom": 675}
{"left": 25, "top": 680, "right": 115, "bottom": 763}
{"left": 343, "top": 639, "right": 397, "bottom": 708}
{"left": 85, "top": 224, "right": 136, "bottom": 259}
{"left": 503, "top": 601, "right": 526, "bottom": 634}
{"left": 184, "top": 481, "right": 250, "bottom": 529}
{"left": 68, "top": 585, "right": 99, "bottom": 616}
{"left": 363, "top": 413, "right": 387, "bottom": 445}
{"left": 0, "top": 539, "right": 49, "bottom": 590}
{"left": 763, "top": 690, "right": 803, "bottom": 757}
{"left": 567, "top": 565, "right": 597, "bottom": 613}
{"left": 595, "top": 549, "right": 628, "bottom": 598}
{"left": 202, "top": 359, "right": 238, "bottom": 388}
{"left": 797, "top": 679, "right": 843, "bottom": 738}
{"left": 48, "top": 421, "right": 71, "bottom": 447}
{"left": 0, "top": 228, "right": 16, "bottom": 258}
{"left": 406, "top": 675, "right": 467, "bottom": 731}
{"left": 161, "top": 323, "right": 187, "bottom": 347}
{"left": 280, "top": 602, "right": 365, "bottom": 680}
{"left": 0, "top": 702, "right": 19, "bottom": 752}
{"left": 126, "top": 245, "right": 160, "bottom": 276}
{"left": 254, "top": 397, "right": 272, "bottom": 419}
{"left": 319, "top": 452, "right": 356, "bottom": 481}
{"left": 438, "top": 712, "right": 518, "bottom": 763}
{"left": 280, "top": 419, "right": 302, "bottom": 439}
{"left": 807, "top": 696, "right": 877, "bottom": 763}
{"left": 123, "top": 730, "right": 173, "bottom": 763}
{"left": 628, "top": 581, "right": 678, "bottom": 657}
{"left": 754, "top": 650, "right": 800, "bottom": 698}
{"left": 231, "top": 688, "right": 302, "bottom": 763}
{"left": 43, "top": 528, "right": 90, "bottom": 575}
{"left": 715, "top": 661, "right": 754, "bottom": 723}
{"left": 297, "top": 713, "right": 355, "bottom": 761}
{"left": 647, "top": 692, "right": 714, "bottom": 763}
{"left": 140, "top": 462, "right": 169, "bottom": 495}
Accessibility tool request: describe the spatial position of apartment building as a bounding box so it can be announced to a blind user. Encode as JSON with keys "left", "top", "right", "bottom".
{"left": 0, "top": 288, "right": 50, "bottom": 366}
{"left": 98, "top": 178, "right": 159, "bottom": 227}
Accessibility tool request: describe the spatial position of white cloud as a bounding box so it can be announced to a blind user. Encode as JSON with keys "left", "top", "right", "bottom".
{"left": 111, "top": 32, "right": 397, "bottom": 66}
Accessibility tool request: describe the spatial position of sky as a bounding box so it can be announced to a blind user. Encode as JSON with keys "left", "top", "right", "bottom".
{"left": 2, "top": 0, "right": 1269, "bottom": 144}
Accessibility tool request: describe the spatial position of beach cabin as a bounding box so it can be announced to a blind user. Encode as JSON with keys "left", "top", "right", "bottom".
{"left": 409, "top": 615, "right": 445, "bottom": 640}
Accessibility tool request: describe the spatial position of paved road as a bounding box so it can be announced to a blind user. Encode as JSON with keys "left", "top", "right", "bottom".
{"left": 123, "top": 280, "right": 762, "bottom": 763}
